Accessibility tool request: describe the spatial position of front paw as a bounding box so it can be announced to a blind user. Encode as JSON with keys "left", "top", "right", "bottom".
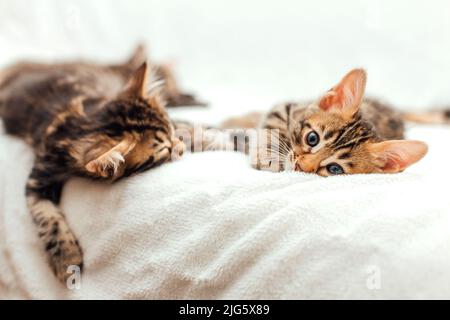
{"left": 46, "top": 234, "right": 84, "bottom": 284}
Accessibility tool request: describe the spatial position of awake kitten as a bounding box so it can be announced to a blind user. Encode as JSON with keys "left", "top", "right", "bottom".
{"left": 222, "top": 69, "right": 433, "bottom": 176}
{"left": 0, "top": 49, "right": 194, "bottom": 283}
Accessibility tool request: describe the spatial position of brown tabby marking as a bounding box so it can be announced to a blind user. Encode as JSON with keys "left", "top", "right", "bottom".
{"left": 222, "top": 69, "right": 429, "bottom": 176}
{"left": 0, "top": 46, "right": 196, "bottom": 283}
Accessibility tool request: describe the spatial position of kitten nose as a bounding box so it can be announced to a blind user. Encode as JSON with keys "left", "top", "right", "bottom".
{"left": 298, "top": 162, "right": 316, "bottom": 173}
{"left": 296, "top": 155, "right": 318, "bottom": 173}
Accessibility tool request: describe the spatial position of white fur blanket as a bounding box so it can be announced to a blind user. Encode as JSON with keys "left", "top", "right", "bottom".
{"left": 1, "top": 122, "right": 450, "bottom": 299}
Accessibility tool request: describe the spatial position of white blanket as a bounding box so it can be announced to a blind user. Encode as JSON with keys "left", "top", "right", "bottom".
{"left": 1, "top": 122, "right": 450, "bottom": 299}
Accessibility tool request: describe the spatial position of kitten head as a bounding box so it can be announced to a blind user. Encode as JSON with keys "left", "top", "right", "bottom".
{"left": 286, "top": 69, "right": 428, "bottom": 176}
{"left": 80, "top": 62, "right": 184, "bottom": 179}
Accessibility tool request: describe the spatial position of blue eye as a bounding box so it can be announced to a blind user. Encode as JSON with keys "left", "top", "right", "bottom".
{"left": 326, "top": 163, "right": 344, "bottom": 175}
{"left": 306, "top": 131, "right": 320, "bottom": 147}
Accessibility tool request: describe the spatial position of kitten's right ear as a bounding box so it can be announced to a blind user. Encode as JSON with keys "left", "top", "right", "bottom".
{"left": 368, "top": 140, "right": 428, "bottom": 173}
{"left": 120, "top": 62, "right": 149, "bottom": 98}
{"left": 318, "top": 69, "right": 367, "bottom": 119}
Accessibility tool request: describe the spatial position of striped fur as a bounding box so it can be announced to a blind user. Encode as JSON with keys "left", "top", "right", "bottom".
{"left": 223, "top": 69, "right": 428, "bottom": 176}
{"left": 0, "top": 47, "right": 196, "bottom": 283}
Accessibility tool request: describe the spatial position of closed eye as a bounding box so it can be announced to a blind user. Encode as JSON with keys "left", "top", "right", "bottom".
{"left": 123, "top": 148, "right": 171, "bottom": 178}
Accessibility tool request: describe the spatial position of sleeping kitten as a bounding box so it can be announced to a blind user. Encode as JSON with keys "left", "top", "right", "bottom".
{"left": 222, "top": 69, "right": 439, "bottom": 176}
{"left": 0, "top": 47, "right": 199, "bottom": 283}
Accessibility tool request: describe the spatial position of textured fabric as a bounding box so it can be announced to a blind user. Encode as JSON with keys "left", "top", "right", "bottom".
{"left": 1, "top": 123, "right": 450, "bottom": 299}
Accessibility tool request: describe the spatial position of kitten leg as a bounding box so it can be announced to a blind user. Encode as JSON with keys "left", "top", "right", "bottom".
{"left": 220, "top": 112, "right": 264, "bottom": 130}
{"left": 172, "top": 120, "right": 287, "bottom": 171}
{"left": 172, "top": 120, "right": 242, "bottom": 153}
{"left": 251, "top": 146, "right": 285, "bottom": 172}
{"left": 25, "top": 164, "right": 83, "bottom": 284}
{"left": 250, "top": 130, "right": 287, "bottom": 172}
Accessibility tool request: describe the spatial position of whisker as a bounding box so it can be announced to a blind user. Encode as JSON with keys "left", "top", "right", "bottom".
{"left": 264, "top": 146, "right": 288, "bottom": 157}
{"left": 273, "top": 130, "right": 291, "bottom": 149}
{"left": 271, "top": 140, "right": 292, "bottom": 154}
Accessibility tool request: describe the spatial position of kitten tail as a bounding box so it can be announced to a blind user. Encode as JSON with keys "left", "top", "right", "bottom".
{"left": 401, "top": 109, "right": 450, "bottom": 124}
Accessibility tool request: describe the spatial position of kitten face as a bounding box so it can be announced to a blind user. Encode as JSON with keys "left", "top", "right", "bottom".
{"left": 106, "top": 97, "right": 184, "bottom": 179}
{"left": 284, "top": 69, "right": 428, "bottom": 176}
{"left": 81, "top": 62, "right": 184, "bottom": 180}
{"left": 286, "top": 109, "right": 377, "bottom": 176}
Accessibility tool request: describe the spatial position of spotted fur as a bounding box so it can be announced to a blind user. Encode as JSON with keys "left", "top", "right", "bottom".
{"left": 0, "top": 47, "right": 195, "bottom": 283}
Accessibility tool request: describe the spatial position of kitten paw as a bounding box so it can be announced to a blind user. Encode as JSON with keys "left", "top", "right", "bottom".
{"left": 46, "top": 233, "right": 84, "bottom": 284}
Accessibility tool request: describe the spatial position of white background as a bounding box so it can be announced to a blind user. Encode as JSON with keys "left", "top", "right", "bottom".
{"left": 1, "top": 0, "right": 450, "bottom": 123}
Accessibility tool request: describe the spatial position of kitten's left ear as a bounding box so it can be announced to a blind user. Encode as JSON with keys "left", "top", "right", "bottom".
{"left": 120, "top": 62, "right": 149, "bottom": 98}
{"left": 318, "top": 68, "right": 367, "bottom": 119}
{"left": 126, "top": 44, "right": 147, "bottom": 70}
{"left": 368, "top": 140, "right": 428, "bottom": 173}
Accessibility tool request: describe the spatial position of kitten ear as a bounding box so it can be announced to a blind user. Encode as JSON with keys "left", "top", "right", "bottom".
{"left": 126, "top": 44, "right": 147, "bottom": 70}
{"left": 120, "top": 62, "right": 149, "bottom": 98}
{"left": 368, "top": 140, "right": 428, "bottom": 173}
{"left": 318, "top": 69, "right": 367, "bottom": 118}
{"left": 85, "top": 137, "right": 136, "bottom": 177}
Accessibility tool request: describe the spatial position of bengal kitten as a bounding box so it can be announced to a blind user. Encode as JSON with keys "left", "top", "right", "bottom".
{"left": 0, "top": 48, "right": 200, "bottom": 283}
{"left": 221, "top": 69, "right": 446, "bottom": 176}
